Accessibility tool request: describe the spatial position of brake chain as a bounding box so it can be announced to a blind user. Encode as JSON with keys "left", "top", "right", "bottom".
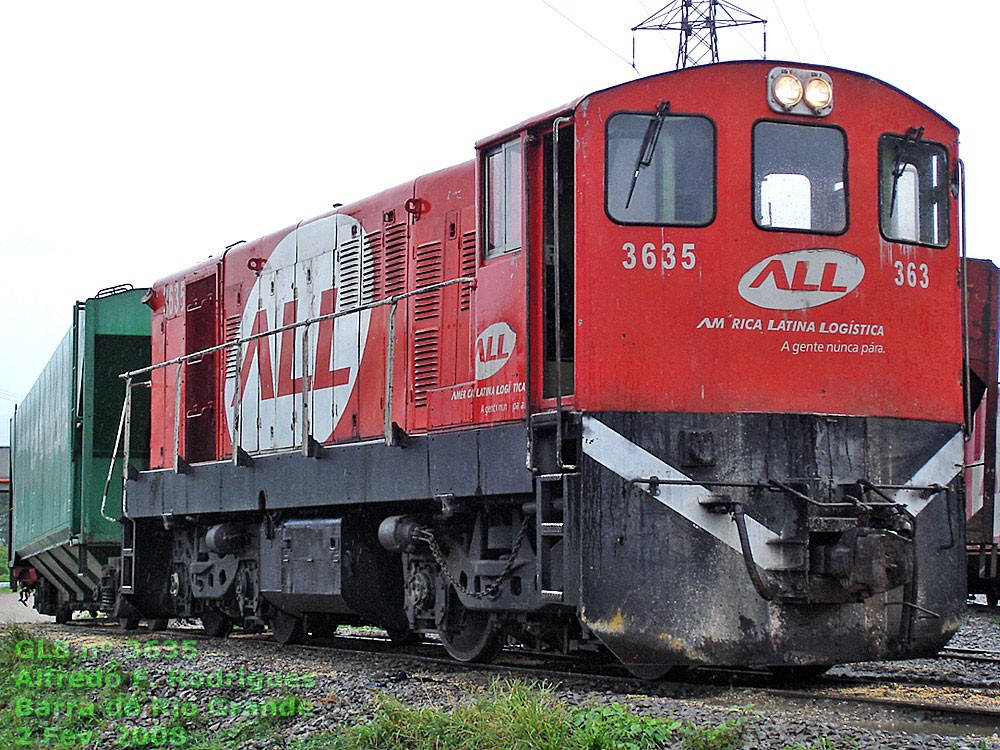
{"left": 413, "top": 514, "right": 531, "bottom": 600}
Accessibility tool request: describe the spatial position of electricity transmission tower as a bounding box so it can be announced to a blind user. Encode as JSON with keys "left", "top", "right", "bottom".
{"left": 633, "top": 0, "right": 766, "bottom": 70}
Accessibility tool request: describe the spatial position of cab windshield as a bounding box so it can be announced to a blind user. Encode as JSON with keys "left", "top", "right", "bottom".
{"left": 605, "top": 111, "right": 714, "bottom": 226}
{"left": 753, "top": 121, "right": 847, "bottom": 234}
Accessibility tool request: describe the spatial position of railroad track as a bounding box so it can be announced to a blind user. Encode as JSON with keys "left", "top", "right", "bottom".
{"left": 938, "top": 645, "right": 1000, "bottom": 664}
{"left": 43, "top": 619, "right": 1000, "bottom": 738}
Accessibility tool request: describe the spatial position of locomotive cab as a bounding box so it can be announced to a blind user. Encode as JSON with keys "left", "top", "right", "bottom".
{"left": 507, "top": 61, "right": 964, "bottom": 671}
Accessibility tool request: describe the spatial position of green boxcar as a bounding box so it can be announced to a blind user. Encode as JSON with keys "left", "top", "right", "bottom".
{"left": 10, "top": 287, "right": 150, "bottom": 617}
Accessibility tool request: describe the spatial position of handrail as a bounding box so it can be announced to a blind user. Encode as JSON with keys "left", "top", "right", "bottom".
{"left": 118, "top": 276, "right": 475, "bottom": 381}
{"left": 552, "top": 116, "right": 575, "bottom": 472}
{"left": 101, "top": 378, "right": 148, "bottom": 520}
{"left": 959, "top": 158, "right": 971, "bottom": 438}
{"left": 107, "top": 274, "right": 476, "bottom": 510}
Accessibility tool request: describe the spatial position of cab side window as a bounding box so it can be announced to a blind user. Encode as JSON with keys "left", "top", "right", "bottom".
{"left": 879, "top": 132, "right": 949, "bottom": 247}
{"left": 484, "top": 139, "right": 523, "bottom": 257}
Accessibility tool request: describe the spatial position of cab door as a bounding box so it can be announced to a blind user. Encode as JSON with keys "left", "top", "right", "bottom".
{"left": 473, "top": 135, "right": 528, "bottom": 425}
{"left": 183, "top": 271, "right": 220, "bottom": 463}
{"left": 528, "top": 119, "right": 575, "bottom": 412}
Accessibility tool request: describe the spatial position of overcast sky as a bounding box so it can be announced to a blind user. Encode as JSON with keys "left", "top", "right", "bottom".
{"left": 1, "top": 0, "right": 995, "bottom": 443}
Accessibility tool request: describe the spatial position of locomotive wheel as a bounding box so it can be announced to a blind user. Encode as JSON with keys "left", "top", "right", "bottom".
{"left": 115, "top": 595, "right": 140, "bottom": 630}
{"left": 120, "top": 613, "right": 140, "bottom": 631}
{"left": 988, "top": 594, "right": 999, "bottom": 607}
{"left": 625, "top": 664, "right": 688, "bottom": 681}
{"left": 307, "top": 616, "right": 340, "bottom": 638}
{"left": 387, "top": 627, "right": 418, "bottom": 646}
{"left": 769, "top": 665, "right": 830, "bottom": 681}
{"left": 201, "top": 611, "right": 233, "bottom": 638}
{"left": 148, "top": 618, "right": 169, "bottom": 632}
{"left": 55, "top": 606, "right": 72, "bottom": 624}
{"left": 438, "top": 605, "right": 505, "bottom": 663}
{"left": 270, "top": 610, "right": 305, "bottom": 645}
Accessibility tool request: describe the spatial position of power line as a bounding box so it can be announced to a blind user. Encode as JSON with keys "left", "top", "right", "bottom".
{"left": 0, "top": 389, "right": 23, "bottom": 403}
{"left": 538, "top": 0, "right": 641, "bottom": 75}
{"left": 799, "top": 0, "right": 830, "bottom": 64}
{"left": 634, "top": 0, "right": 673, "bottom": 52}
{"left": 731, "top": 21, "right": 767, "bottom": 58}
{"left": 769, "top": 0, "right": 802, "bottom": 60}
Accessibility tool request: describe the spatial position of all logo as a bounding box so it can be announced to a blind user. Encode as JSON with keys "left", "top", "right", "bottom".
{"left": 738, "top": 248, "right": 864, "bottom": 310}
{"left": 475, "top": 322, "right": 516, "bottom": 380}
{"left": 223, "top": 214, "right": 372, "bottom": 450}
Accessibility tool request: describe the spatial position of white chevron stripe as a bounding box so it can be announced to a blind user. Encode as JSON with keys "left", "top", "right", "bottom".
{"left": 581, "top": 416, "right": 790, "bottom": 570}
{"left": 581, "top": 418, "right": 963, "bottom": 572}
{"left": 890, "top": 430, "right": 964, "bottom": 516}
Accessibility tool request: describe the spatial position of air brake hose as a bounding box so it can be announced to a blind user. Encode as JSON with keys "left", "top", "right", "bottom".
{"left": 732, "top": 503, "right": 777, "bottom": 601}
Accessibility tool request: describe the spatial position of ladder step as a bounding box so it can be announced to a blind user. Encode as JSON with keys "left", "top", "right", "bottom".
{"left": 540, "top": 589, "right": 564, "bottom": 602}
{"left": 538, "top": 473, "right": 566, "bottom": 482}
{"left": 529, "top": 411, "right": 560, "bottom": 428}
{"left": 765, "top": 538, "right": 807, "bottom": 546}
{"left": 540, "top": 522, "right": 564, "bottom": 536}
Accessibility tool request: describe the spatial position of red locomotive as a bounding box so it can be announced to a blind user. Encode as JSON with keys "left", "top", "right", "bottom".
{"left": 108, "top": 60, "right": 970, "bottom": 674}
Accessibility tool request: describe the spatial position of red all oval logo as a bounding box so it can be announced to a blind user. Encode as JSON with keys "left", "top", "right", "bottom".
{"left": 738, "top": 248, "right": 865, "bottom": 311}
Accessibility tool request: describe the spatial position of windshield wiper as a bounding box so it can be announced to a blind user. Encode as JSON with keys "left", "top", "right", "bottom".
{"left": 889, "top": 125, "right": 924, "bottom": 217}
{"left": 625, "top": 101, "right": 670, "bottom": 210}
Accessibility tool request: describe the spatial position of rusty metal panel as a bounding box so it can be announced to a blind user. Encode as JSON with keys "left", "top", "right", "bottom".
{"left": 965, "top": 258, "right": 999, "bottom": 544}
{"left": 1, "top": 446, "right": 10, "bottom": 556}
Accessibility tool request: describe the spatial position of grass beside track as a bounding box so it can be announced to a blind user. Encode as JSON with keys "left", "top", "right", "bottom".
{"left": 290, "top": 681, "right": 748, "bottom": 750}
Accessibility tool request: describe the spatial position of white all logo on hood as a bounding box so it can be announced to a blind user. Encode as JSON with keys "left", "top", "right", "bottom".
{"left": 475, "top": 322, "right": 516, "bottom": 380}
{"left": 224, "top": 213, "right": 372, "bottom": 451}
{"left": 738, "top": 248, "right": 865, "bottom": 310}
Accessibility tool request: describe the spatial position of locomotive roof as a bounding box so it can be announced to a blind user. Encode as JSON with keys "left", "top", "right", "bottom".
{"left": 152, "top": 58, "right": 956, "bottom": 294}
{"left": 477, "top": 58, "right": 956, "bottom": 148}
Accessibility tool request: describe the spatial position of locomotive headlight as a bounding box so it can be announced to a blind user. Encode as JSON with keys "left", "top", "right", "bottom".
{"left": 767, "top": 67, "right": 833, "bottom": 116}
{"left": 804, "top": 77, "right": 833, "bottom": 111}
{"left": 772, "top": 74, "right": 803, "bottom": 109}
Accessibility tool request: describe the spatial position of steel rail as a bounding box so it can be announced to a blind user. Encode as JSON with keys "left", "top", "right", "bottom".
{"left": 938, "top": 645, "right": 1000, "bottom": 664}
